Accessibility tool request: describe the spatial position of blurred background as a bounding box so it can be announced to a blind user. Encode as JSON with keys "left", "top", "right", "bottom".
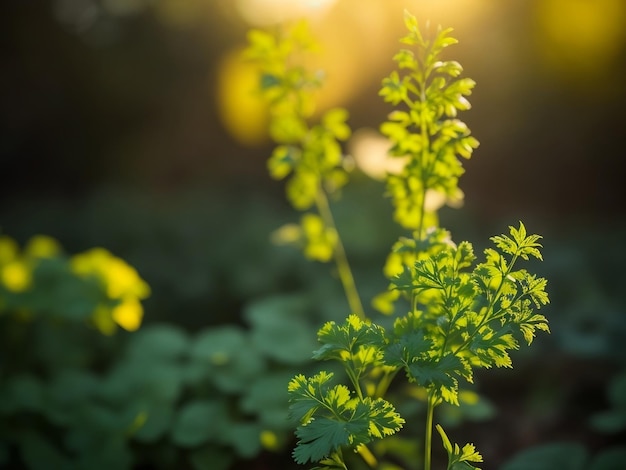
{"left": 1, "top": 0, "right": 626, "bottom": 469}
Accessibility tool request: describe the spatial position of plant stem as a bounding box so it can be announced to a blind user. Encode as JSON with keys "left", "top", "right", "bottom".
{"left": 374, "top": 368, "right": 399, "bottom": 399}
{"left": 424, "top": 391, "right": 436, "bottom": 470}
{"left": 357, "top": 444, "right": 378, "bottom": 468}
{"left": 315, "top": 189, "right": 365, "bottom": 319}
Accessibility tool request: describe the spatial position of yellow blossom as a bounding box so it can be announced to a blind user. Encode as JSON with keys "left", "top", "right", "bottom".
{"left": 1, "top": 261, "right": 31, "bottom": 292}
{"left": 111, "top": 298, "right": 143, "bottom": 332}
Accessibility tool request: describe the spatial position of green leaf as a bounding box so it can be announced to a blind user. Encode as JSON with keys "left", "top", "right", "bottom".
{"left": 401, "top": 10, "right": 424, "bottom": 46}
{"left": 433, "top": 60, "right": 463, "bottom": 77}
{"left": 246, "top": 294, "right": 318, "bottom": 364}
{"left": 491, "top": 222, "right": 544, "bottom": 261}
{"left": 270, "top": 114, "right": 308, "bottom": 143}
{"left": 1, "top": 374, "right": 44, "bottom": 413}
{"left": 171, "top": 400, "right": 229, "bottom": 448}
{"left": 133, "top": 405, "right": 174, "bottom": 443}
{"left": 364, "top": 397, "right": 406, "bottom": 439}
{"left": 436, "top": 424, "right": 453, "bottom": 454}
{"left": 393, "top": 49, "right": 417, "bottom": 70}
{"left": 18, "top": 431, "right": 72, "bottom": 470}
{"left": 384, "top": 330, "right": 433, "bottom": 367}
{"left": 288, "top": 371, "right": 341, "bottom": 424}
{"left": 267, "top": 145, "right": 297, "bottom": 180}
{"left": 437, "top": 424, "right": 483, "bottom": 470}
{"left": 293, "top": 416, "right": 353, "bottom": 464}
{"left": 607, "top": 372, "right": 626, "bottom": 408}
{"left": 189, "top": 445, "right": 234, "bottom": 470}
{"left": 322, "top": 108, "right": 351, "bottom": 140}
{"left": 189, "top": 325, "right": 266, "bottom": 392}
{"left": 241, "top": 371, "right": 294, "bottom": 429}
{"left": 221, "top": 422, "right": 264, "bottom": 458}
{"left": 289, "top": 372, "right": 403, "bottom": 464}
{"left": 71, "top": 434, "right": 133, "bottom": 470}
{"left": 500, "top": 442, "right": 588, "bottom": 470}
{"left": 407, "top": 354, "right": 467, "bottom": 404}
{"left": 313, "top": 314, "right": 386, "bottom": 363}
{"left": 191, "top": 325, "right": 247, "bottom": 365}
{"left": 465, "top": 326, "right": 517, "bottom": 368}
{"left": 589, "top": 446, "right": 626, "bottom": 470}
{"left": 380, "top": 71, "right": 408, "bottom": 105}
{"left": 292, "top": 398, "right": 404, "bottom": 464}
{"left": 125, "top": 323, "right": 189, "bottom": 362}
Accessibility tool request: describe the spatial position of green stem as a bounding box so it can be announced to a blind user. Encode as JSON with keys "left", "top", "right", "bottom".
{"left": 374, "top": 368, "right": 399, "bottom": 399}
{"left": 357, "top": 444, "right": 378, "bottom": 468}
{"left": 346, "top": 367, "right": 364, "bottom": 401}
{"left": 315, "top": 189, "right": 365, "bottom": 320}
{"left": 424, "top": 390, "right": 436, "bottom": 470}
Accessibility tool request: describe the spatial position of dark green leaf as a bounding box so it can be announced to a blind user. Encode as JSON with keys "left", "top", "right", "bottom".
{"left": 189, "top": 445, "right": 234, "bottom": 470}
{"left": 293, "top": 417, "right": 352, "bottom": 464}
{"left": 125, "top": 323, "right": 189, "bottom": 362}
{"left": 171, "top": 400, "right": 229, "bottom": 448}
{"left": 589, "top": 446, "right": 626, "bottom": 470}
{"left": 18, "top": 431, "right": 72, "bottom": 470}
{"left": 133, "top": 405, "right": 174, "bottom": 443}
{"left": 500, "top": 442, "right": 588, "bottom": 470}
{"left": 1, "top": 374, "right": 44, "bottom": 413}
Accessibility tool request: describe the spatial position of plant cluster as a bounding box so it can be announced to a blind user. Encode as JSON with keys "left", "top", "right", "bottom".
{"left": 247, "top": 11, "right": 550, "bottom": 470}
{"left": 0, "top": 234, "right": 149, "bottom": 335}
{"left": 0, "top": 233, "right": 327, "bottom": 469}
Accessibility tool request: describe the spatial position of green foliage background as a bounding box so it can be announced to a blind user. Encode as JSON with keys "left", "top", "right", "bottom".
{"left": 1, "top": 1, "right": 626, "bottom": 469}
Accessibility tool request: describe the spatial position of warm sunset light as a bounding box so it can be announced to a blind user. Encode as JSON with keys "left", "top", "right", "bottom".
{"left": 235, "top": 0, "right": 338, "bottom": 26}
{"left": 3, "top": 2, "right": 625, "bottom": 469}
{"left": 534, "top": 0, "right": 626, "bottom": 80}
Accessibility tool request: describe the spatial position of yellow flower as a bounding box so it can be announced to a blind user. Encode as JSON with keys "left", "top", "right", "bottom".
{"left": 111, "top": 298, "right": 143, "bottom": 332}
{"left": 71, "top": 247, "right": 150, "bottom": 333}
{"left": 260, "top": 430, "right": 280, "bottom": 451}
{"left": 24, "top": 235, "right": 62, "bottom": 259}
{"left": 1, "top": 261, "right": 31, "bottom": 292}
{"left": 71, "top": 248, "right": 150, "bottom": 300}
{"left": 102, "top": 257, "right": 150, "bottom": 300}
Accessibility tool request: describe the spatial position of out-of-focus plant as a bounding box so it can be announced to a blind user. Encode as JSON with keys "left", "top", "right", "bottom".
{"left": 0, "top": 231, "right": 322, "bottom": 470}
{"left": 0, "top": 234, "right": 149, "bottom": 335}
{"left": 247, "top": 10, "right": 550, "bottom": 470}
{"left": 244, "top": 20, "right": 363, "bottom": 319}
{"left": 0, "top": 234, "right": 151, "bottom": 469}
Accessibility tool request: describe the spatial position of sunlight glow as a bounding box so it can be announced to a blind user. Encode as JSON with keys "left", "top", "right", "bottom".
{"left": 216, "top": 49, "right": 270, "bottom": 146}
{"left": 348, "top": 128, "right": 406, "bottom": 180}
{"left": 235, "top": 0, "right": 337, "bottom": 26}
{"left": 534, "top": 0, "right": 626, "bottom": 79}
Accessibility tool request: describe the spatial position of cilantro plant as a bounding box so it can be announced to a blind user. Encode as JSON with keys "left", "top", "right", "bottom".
{"left": 247, "top": 10, "right": 550, "bottom": 470}
{"left": 244, "top": 21, "right": 364, "bottom": 319}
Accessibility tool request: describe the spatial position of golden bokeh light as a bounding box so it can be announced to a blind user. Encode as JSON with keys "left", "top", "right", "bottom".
{"left": 348, "top": 128, "right": 405, "bottom": 180}
{"left": 235, "top": 0, "right": 338, "bottom": 26}
{"left": 219, "top": 0, "right": 495, "bottom": 147}
{"left": 215, "top": 48, "right": 271, "bottom": 147}
{"left": 534, "top": 0, "right": 626, "bottom": 80}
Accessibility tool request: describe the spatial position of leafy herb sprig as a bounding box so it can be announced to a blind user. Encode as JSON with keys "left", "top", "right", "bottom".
{"left": 245, "top": 21, "right": 363, "bottom": 319}
{"left": 247, "top": 10, "right": 550, "bottom": 470}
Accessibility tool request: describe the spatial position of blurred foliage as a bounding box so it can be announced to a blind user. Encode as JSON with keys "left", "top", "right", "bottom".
{"left": 0, "top": 181, "right": 505, "bottom": 469}
{"left": 0, "top": 180, "right": 624, "bottom": 469}
{"left": 0, "top": 235, "right": 149, "bottom": 335}
{"left": 500, "top": 442, "right": 626, "bottom": 470}
{"left": 1, "top": 2, "right": 626, "bottom": 468}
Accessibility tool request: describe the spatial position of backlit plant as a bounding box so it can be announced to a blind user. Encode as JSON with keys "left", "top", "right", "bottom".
{"left": 247, "top": 9, "right": 550, "bottom": 470}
